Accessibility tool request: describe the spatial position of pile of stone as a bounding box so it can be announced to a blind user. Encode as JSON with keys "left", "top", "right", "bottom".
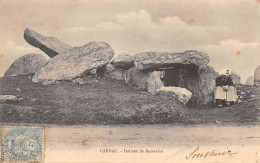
{"left": 5, "top": 28, "right": 220, "bottom": 105}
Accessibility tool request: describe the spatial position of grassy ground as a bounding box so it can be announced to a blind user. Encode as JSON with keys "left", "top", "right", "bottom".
{"left": 188, "top": 84, "right": 260, "bottom": 125}
{"left": 0, "top": 74, "right": 259, "bottom": 125}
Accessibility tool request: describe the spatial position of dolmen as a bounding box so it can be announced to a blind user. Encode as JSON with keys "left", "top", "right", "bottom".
{"left": 5, "top": 28, "right": 219, "bottom": 106}
{"left": 107, "top": 51, "right": 218, "bottom": 105}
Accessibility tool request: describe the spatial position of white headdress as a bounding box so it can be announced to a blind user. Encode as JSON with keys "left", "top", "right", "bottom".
{"left": 219, "top": 68, "right": 232, "bottom": 75}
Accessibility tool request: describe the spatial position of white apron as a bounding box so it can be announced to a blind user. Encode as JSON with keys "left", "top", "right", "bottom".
{"left": 214, "top": 86, "right": 238, "bottom": 102}
{"left": 226, "top": 86, "right": 238, "bottom": 102}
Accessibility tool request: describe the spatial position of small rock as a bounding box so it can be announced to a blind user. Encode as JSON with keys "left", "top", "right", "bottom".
{"left": 73, "top": 78, "right": 86, "bottom": 85}
{"left": 42, "top": 80, "right": 55, "bottom": 85}
{"left": 73, "top": 77, "right": 98, "bottom": 85}
{"left": 18, "top": 98, "right": 24, "bottom": 101}
{"left": 92, "top": 80, "right": 99, "bottom": 85}
{"left": 250, "top": 95, "right": 256, "bottom": 98}
{"left": 216, "top": 120, "right": 222, "bottom": 124}
{"left": 90, "top": 68, "right": 97, "bottom": 75}
{"left": 31, "top": 98, "right": 37, "bottom": 102}
{"left": 16, "top": 88, "right": 21, "bottom": 92}
{"left": 237, "top": 99, "right": 242, "bottom": 103}
{"left": 241, "top": 92, "right": 246, "bottom": 95}
{"left": 246, "top": 91, "right": 250, "bottom": 93}
{"left": 44, "top": 110, "right": 50, "bottom": 114}
{"left": 0, "top": 95, "right": 18, "bottom": 103}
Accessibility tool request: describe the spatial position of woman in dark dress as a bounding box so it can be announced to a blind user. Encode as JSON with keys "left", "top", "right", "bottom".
{"left": 214, "top": 69, "right": 238, "bottom": 107}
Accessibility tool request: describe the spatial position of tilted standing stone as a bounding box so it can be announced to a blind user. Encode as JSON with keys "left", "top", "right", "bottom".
{"left": 24, "top": 28, "right": 72, "bottom": 58}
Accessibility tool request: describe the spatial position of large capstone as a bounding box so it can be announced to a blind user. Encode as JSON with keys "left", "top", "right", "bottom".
{"left": 134, "top": 50, "right": 210, "bottom": 71}
{"left": 4, "top": 53, "right": 46, "bottom": 76}
{"left": 24, "top": 28, "right": 72, "bottom": 58}
{"left": 32, "top": 41, "right": 114, "bottom": 84}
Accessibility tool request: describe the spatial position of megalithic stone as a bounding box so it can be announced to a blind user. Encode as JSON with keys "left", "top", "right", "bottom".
{"left": 32, "top": 41, "right": 114, "bottom": 85}
{"left": 254, "top": 65, "right": 260, "bottom": 85}
{"left": 4, "top": 53, "right": 46, "bottom": 77}
{"left": 24, "top": 28, "right": 72, "bottom": 58}
{"left": 134, "top": 50, "right": 210, "bottom": 71}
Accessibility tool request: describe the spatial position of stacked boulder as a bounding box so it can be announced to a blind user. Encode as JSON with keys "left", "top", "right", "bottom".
{"left": 4, "top": 53, "right": 46, "bottom": 77}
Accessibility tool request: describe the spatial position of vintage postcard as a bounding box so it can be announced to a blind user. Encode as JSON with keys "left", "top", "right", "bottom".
{"left": 0, "top": 0, "right": 259, "bottom": 162}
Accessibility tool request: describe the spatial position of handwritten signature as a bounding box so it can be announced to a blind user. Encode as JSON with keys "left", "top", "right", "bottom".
{"left": 186, "top": 147, "right": 238, "bottom": 159}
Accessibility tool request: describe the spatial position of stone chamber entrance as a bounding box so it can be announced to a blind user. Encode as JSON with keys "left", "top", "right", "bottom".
{"left": 160, "top": 64, "right": 200, "bottom": 106}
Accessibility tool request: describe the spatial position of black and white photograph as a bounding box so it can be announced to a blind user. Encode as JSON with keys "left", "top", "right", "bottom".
{"left": 0, "top": 0, "right": 259, "bottom": 162}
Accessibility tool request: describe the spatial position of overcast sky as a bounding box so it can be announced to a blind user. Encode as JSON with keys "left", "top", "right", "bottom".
{"left": 0, "top": 0, "right": 259, "bottom": 82}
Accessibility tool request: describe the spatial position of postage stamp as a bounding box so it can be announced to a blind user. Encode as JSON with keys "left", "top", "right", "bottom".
{"left": 0, "top": 126, "right": 45, "bottom": 163}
